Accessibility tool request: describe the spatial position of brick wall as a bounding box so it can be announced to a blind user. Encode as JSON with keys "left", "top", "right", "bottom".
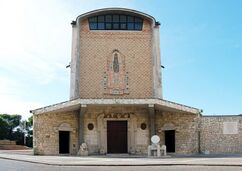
{"left": 78, "top": 19, "right": 153, "bottom": 99}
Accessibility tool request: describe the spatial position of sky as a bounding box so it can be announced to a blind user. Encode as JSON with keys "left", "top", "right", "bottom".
{"left": 0, "top": 0, "right": 242, "bottom": 119}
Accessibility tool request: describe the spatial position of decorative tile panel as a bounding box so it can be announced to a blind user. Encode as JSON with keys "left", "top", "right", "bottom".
{"left": 103, "top": 49, "right": 129, "bottom": 95}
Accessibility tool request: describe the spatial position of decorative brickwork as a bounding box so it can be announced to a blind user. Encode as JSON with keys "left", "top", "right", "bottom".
{"left": 103, "top": 49, "right": 129, "bottom": 95}
{"left": 79, "top": 18, "right": 153, "bottom": 99}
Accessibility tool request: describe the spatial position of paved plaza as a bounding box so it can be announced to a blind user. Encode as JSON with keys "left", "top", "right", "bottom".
{"left": 1, "top": 158, "right": 242, "bottom": 171}
{"left": 0, "top": 150, "right": 242, "bottom": 167}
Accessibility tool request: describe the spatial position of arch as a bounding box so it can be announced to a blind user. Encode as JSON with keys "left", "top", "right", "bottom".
{"left": 58, "top": 123, "right": 72, "bottom": 131}
{"left": 161, "top": 123, "right": 176, "bottom": 131}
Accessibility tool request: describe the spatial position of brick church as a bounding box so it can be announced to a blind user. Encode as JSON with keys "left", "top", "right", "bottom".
{"left": 31, "top": 8, "right": 242, "bottom": 155}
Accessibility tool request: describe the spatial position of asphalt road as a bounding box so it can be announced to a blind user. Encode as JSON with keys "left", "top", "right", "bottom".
{"left": 0, "top": 158, "right": 242, "bottom": 171}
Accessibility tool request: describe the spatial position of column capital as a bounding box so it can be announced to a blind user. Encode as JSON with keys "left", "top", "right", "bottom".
{"left": 81, "top": 104, "right": 87, "bottom": 108}
{"left": 148, "top": 104, "right": 155, "bottom": 108}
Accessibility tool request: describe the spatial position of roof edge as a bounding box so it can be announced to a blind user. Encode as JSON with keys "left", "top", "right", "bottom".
{"left": 74, "top": 8, "right": 156, "bottom": 23}
{"left": 30, "top": 98, "right": 200, "bottom": 115}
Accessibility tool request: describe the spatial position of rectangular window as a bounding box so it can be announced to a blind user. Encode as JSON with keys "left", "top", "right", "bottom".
{"left": 105, "top": 15, "right": 112, "bottom": 22}
{"left": 127, "top": 16, "right": 134, "bottom": 22}
{"left": 113, "top": 15, "right": 119, "bottom": 22}
{"left": 98, "top": 15, "right": 105, "bottom": 22}
{"left": 135, "top": 17, "right": 142, "bottom": 23}
{"left": 98, "top": 23, "right": 105, "bottom": 30}
{"left": 113, "top": 23, "right": 119, "bottom": 30}
{"left": 89, "top": 22, "right": 97, "bottom": 30}
{"left": 106, "top": 23, "right": 112, "bottom": 30}
{"left": 120, "top": 15, "right": 127, "bottom": 22}
{"left": 89, "top": 16, "right": 97, "bottom": 22}
{"left": 120, "top": 23, "right": 127, "bottom": 30}
{"left": 127, "top": 23, "right": 134, "bottom": 30}
{"left": 135, "top": 23, "right": 142, "bottom": 30}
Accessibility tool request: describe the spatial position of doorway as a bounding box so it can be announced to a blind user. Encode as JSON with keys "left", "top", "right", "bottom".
{"left": 59, "top": 131, "right": 70, "bottom": 154}
{"left": 165, "top": 130, "right": 175, "bottom": 152}
{"left": 107, "top": 121, "right": 128, "bottom": 153}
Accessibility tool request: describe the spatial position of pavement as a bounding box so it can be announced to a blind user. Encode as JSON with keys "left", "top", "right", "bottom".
{"left": 0, "top": 150, "right": 242, "bottom": 167}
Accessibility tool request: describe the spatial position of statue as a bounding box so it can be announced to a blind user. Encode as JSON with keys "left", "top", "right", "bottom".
{"left": 77, "top": 143, "right": 88, "bottom": 156}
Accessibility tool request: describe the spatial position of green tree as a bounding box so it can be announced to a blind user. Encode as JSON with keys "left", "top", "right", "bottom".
{"left": 0, "top": 117, "right": 9, "bottom": 139}
{"left": 25, "top": 116, "right": 33, "bottom": 147}
{"left": 0, "top": 114, "right": 21, "bottom": 140}
{"left": 0, "top": 114, "right": 33, "bottom": 147}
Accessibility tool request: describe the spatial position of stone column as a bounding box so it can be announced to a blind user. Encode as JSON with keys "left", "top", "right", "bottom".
{"left": 152, "top": 23, "right": 162, "bottom": 99}
{"left": 70, "top": 19, "right": 81, "bottom": 100}
{"left": 148, "top": 104, "right": 156, "bottom": 143}
{"left": 78, "top": 104, "right": 87, "bottom": 148}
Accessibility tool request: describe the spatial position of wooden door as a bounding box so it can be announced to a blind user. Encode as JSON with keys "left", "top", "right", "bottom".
{"left": 107, "top": 121, "right": 128, "bottom": 153}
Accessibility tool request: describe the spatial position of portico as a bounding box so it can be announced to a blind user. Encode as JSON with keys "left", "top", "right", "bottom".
{"left": 32, "top": 98, "right": 200, "bottom": 155}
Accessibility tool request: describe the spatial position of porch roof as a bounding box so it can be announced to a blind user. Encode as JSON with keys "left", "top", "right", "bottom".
{"left": 30, "top": 98, "right": 201, "bottom": 115}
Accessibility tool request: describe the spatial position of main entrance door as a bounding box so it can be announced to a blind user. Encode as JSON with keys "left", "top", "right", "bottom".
{"left": 59, "top": 131, "right": 70, "bottom": 154}
{"left": 165, "top": 130, "right": 175, "bottom": 152}
{"left": 107, "top": 121, "right": 128, "bottom": 153}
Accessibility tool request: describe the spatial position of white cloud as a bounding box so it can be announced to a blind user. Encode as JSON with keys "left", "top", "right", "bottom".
{"left": 0, "top": 94, "right": 42, "bottom": 120}
{"left": 0, "top": 0, "right": 71, "bottom": 84}
{"left": 0, "top": 0, "right": 135, "bottom": 118}
{"left": 0, "top": 76, "right": 43, "bottom": 119}
{"left": 0, "top": 0, "right": 71, "bottom": 117}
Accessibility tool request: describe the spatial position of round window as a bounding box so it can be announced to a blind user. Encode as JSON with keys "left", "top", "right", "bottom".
{"left": 88, "top": 123, "right": 94, "bottom": 130}
{"left": 141, "top": 123, "right": 147, "bottom": 130}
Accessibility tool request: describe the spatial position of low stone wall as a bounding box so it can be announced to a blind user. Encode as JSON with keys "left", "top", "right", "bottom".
{"left": 200, "top": 116, "right": 242, "bottom": 154}
{"left": 0, "top": 140, "right": 16, "bottom": 145}
{"left": 0, "top": 140, "right": 29, "bottom": 150}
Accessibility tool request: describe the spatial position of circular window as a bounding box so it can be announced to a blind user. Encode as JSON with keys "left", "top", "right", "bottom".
{"left": 141, "top": 123, "right": 147, "bottom": 130}
{"left": 88, "top": 123, "right": 94, "bottom": 130}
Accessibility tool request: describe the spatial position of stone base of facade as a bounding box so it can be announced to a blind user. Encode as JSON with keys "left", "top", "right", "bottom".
{"left": 33, "top": 104, "right": 242, "bottom": 156}
{"left": 33, "top": 105, "right": 200, "bottom": 155}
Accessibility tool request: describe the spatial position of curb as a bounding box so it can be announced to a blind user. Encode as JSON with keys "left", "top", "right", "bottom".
{"left": 1, "top": 156, "right": 242, "bottom": 167}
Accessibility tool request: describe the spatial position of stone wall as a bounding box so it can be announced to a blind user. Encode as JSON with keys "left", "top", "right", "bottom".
{"left": 200, "top": 116, "right": 242, "bottom": 154}
{"left": 82, "top": 108, "right": 200, "bottom": 155}
{"left": 33, "top": 111, "right": 79, "bottom": 155}
{"left": 78, "top": 18, "right": 153, "bottom": 99}
{"left": 82, "top": 106, "right": 150, "bottom": 155}
{"left": 33, "top": 106, "right": 200, "bottom": 155}
{"left": 156, "top": 112, "right": 200, "bottom": 154}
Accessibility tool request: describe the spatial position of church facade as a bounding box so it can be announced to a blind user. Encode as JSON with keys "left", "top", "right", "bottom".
{"left": 31, "top": 8, "right": 242, "bottom": 156}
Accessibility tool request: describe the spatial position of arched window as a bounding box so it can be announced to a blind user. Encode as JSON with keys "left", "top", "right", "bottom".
{"left": 88, "top": 14, "right": 143, "bottom": 31}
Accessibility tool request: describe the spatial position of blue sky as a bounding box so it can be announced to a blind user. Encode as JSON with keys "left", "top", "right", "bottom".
{"left": 0, "top": 0, "right": 242, "bottom": 119}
